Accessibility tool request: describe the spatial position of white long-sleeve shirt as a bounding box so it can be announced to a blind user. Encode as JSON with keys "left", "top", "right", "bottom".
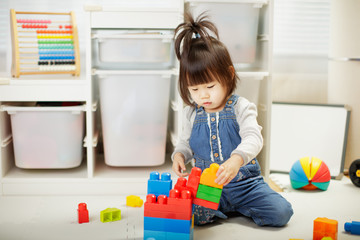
{"left": 171, "top": 96, "right": 264, "bottom": 165}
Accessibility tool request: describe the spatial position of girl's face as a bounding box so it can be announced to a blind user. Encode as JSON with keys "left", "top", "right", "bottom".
{"left": 188, "top": 80, "right": 228, "bottom": 113}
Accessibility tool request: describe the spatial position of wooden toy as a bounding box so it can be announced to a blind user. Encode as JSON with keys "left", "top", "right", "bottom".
{"left": 10, "top": 9, "right": 80, "bottom": 77}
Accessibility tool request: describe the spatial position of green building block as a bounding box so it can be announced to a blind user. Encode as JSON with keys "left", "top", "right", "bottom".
{"left": 100, "top": 208, "right": 121, "bottom": 223}
{"left": 196, "top": 184, "right": 222, "bottom": 203}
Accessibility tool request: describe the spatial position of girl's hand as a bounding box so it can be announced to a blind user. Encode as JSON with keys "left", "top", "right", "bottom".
{"left": 172, "top": 152, "right": 189, "bottom": 177}
{"left": 215, "top": 154, "right": 244, "bottom": 186}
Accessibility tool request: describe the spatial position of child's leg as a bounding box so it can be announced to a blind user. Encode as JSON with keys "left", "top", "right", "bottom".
{"left": 228, "top": 177, "right": 293, "bottom": 227}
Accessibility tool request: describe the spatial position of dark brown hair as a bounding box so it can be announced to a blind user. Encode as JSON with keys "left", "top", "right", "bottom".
{"left": 174, "top": 11, "right": 239, "bottom": 106}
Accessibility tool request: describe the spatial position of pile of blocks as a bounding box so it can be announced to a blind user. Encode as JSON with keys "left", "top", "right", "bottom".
{"left": 144, "top": 163, "right": 223, "bottom": 240}
{"left": 144, "top": 189, "right": 194, "bottom": 239}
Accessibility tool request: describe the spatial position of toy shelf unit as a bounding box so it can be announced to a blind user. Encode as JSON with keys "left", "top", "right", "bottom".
{"left": 86, "top": 4, "right": 183, "bottom": 169}
{"left": 10, "top": 9, "right": 81, "bottom": 78}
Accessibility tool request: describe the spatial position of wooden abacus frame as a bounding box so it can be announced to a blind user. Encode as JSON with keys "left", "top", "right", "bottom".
{"left": 10, "top": 9, "right": 81, "bottom": 78}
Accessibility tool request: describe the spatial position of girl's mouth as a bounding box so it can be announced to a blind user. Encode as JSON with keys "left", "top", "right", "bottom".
{"left": 203, "top": 102, "right": 212, "bottom": 106}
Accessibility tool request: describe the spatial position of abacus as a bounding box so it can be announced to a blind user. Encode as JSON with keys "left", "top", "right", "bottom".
{"left": 10, "top": 9, "right": 80, "bottom": 78}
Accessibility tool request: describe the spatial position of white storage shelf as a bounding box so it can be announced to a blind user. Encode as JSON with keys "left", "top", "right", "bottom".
{"left": 0, "top": 79, "right": 88, "bottom": 102}
{"left": 0, "top": 0, "right": 272, "bottom": 195}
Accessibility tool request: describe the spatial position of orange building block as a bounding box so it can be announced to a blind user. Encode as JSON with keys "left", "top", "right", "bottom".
{"left": 199, "top": 163, "right": 223, "bottom": 189}
{"left": 313, "top": 217, "right": 338, "bottom": 240}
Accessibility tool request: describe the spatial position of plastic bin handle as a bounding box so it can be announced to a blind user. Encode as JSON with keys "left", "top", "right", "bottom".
{"left": 1, "top": 135, "right": 12, "bottom": 147}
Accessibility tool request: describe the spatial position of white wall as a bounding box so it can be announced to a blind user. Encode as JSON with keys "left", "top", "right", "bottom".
{"left": 272, "top": 0, "right": 330, "bottom": 104}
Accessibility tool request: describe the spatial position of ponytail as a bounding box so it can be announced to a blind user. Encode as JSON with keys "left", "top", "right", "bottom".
{"left": 174, "top": 11, "right": 219, "bottom": 61}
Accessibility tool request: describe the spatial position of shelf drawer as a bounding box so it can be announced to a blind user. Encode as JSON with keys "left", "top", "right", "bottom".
{"left": 97, "top": 73, "right": 171, "bottom": 167}
{"left": 92, "top": 30, "right": 175, "bottom": 70}
{"left": 1, "top": 104, "right": 86, "bottom": 169}
{"left": 186, "top": 1, "right": 263, "bottom": 64}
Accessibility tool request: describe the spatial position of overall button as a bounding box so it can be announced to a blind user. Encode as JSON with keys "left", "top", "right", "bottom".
{"left": 228, "top": 100, "right": 233, "bottom": 104}
{"left": 212, "top": 135, "right": 216, "bottom": 140}
{"left": 214, "top": 153, "right": 219, "bottom": 158}
{"left": 211, "top": 117, "right": 216, "bottom": 122}
{"left": 252, "top": 160, "right": 256, "bottom": 164}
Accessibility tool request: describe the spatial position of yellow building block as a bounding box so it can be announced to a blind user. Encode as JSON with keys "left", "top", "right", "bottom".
{"left": 199, "top": 163, "right": 223, "bottom": 189}
{"left": 126, "top": 195, "right": 143, "bottom": 207}
{"left": 100, "top": 208, "right": 121, "bottom": 223}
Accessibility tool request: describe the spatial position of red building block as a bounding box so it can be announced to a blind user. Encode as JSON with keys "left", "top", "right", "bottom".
{"left": 313, "top": 217, "right": 338, "bottom": 240}
{"left": 144, "top": 189, "right": 193, "bottom": 220}
{"left": 78, "top": 203, "right": 89, "bottom": 224}
{"left": 174, "top": 167, "right": 201, "bottom": 198}
{"left": 193, "top": 197, "right": 219, "bottom": 210}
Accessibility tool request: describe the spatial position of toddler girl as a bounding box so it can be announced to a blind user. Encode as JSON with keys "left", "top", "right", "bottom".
{"left": 172, "top": 12, "right": 293, "bottom": 227}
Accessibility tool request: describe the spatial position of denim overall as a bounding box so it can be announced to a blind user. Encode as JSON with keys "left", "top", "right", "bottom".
{"left": 190, "top": 95, "right": 293, "bottom": 226}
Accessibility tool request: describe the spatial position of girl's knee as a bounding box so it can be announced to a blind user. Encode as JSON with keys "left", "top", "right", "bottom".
{"left": 264, "top": 201, "right": 294, "bottom": 227}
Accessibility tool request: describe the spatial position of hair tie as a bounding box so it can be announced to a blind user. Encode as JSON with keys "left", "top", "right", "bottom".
{"left": 195, "top": 32, "right": 201, "bottom": 39}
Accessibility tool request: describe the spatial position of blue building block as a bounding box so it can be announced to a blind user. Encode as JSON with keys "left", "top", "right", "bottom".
{"left": 144, "top": 230, "right": 193, "bottom": 240}
{"left": 144, "top": 217, "right": 192, "bottom": 234}
{"left": 345, "top": 221, "right": 360, "bottom": 235}
{"left": 147, "top": 172, "right": 172, "bottom": 197}
{"left": 144, "top": 230, "right": 166, "bottom": 240}
{"left": 167, "top": 229, "right": 193, "bottom": 240}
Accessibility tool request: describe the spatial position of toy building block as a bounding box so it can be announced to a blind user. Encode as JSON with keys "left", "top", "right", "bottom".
{"left": 199, "top": 163, "right": 223, "bottom": 189}
{"left": 193, "top": 197, "right": 219, "bottom": 210}
{"left": 144, "top": 213, "right": 194, "bottom": 239}
{"left": 126, "top": 195, "right": 143, "bottom": 207}
{"left": 77, "top": 203, "right": 89, "bottom": 224}
{"left": 321, "top": 237, "right": 333, "bottom": 240}
{"left": 189, "top": 163, "right": 223, "bottom": 210}
{"left": 345, "top": 221, "right": 360, "bottom": 235}
{"left": 144, "top": 216, "right": 192, "bottom": 233}
{"left": 100, "top": 208, "right": 121, "bottom": 223}
{"left": 144, "top": 189, "right": 192, "bottom": 220}
{"left": 174, "top": 167, "right": 202, "bottom": 198}
{"left": 313, "top": 217, "right": 338, "bottom": 240}
{"left": 144, "top": 230, "right": 166, "bottom": 240}
{"left": 144, "top": 228, "right": 194, "bottom": 240}
{"left": 148, "top": 171, "right": 172, "bottom": 197}
{"left": 196, "top": 184, "right": 222, "bottom": 203}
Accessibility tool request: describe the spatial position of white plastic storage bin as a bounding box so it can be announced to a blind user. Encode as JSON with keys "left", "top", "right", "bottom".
{"left": 1, "top": 104, "right": 85, "bottom": 169}
{"left": 235, "top": 74, "right": 264, "bottom": 105}
{"left": 98, "top": 73, "right": 170, "bottom": 166}
{"left": 92, "top": 30, "right": 175, "bottom": 70}
{"left": 186, "top": 1, "right": 262, "bottom": 64}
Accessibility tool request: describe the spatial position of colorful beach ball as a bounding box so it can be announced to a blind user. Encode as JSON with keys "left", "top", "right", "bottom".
{"left": 289, "top": 157, "right": 331, "bottom": 191}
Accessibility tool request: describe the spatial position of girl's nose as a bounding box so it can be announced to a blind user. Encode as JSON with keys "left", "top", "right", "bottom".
{"left": 200, "top": 90, "right": 209, "bottom": 99}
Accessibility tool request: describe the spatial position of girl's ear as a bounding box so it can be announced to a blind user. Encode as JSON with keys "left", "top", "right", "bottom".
{"left": 229, "top": 66, "right": 235, "bottom": 79}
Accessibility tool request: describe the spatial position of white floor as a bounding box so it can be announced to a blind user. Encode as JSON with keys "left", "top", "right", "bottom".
{"left": 0, "top": 174, "right": 359, "bottom": 240}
